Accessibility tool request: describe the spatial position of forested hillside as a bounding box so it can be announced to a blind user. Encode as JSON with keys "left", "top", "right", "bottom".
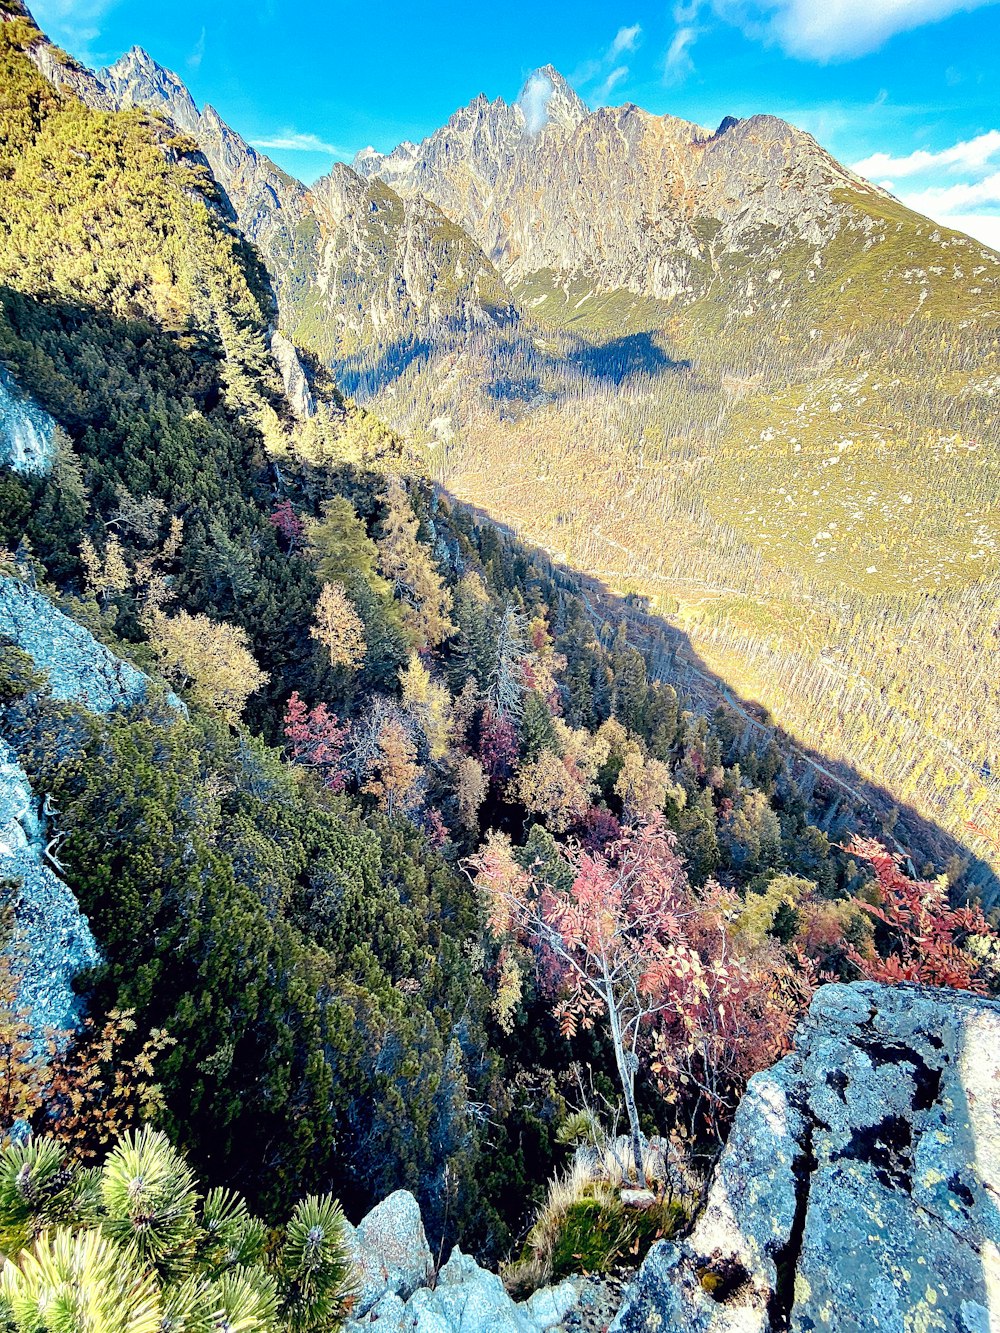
{"left": 84, "top": 43, "right": 1000, "bottom": 888}
{"left": 351, "top": 80, "right": 1000, "bottom": 893}
{"left": 0, "top": 3, "right": 997, "bottom": 1307}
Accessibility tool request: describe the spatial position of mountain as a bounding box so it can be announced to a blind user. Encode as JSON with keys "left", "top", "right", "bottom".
{"left": 354, "top": 67, "right": 880, "bottom": 301}
{"left": 1, "top": 6, "right": 999, "bottom": 1330}
{"left": 25, "top": 20, "right": 999, "bottom": 877}
{"left": 355, "top": 65, "right": 999, "bottom": 331}
{"left": 350, "top": 71, "right": 1000, "bottom": 881}
{"left": 90, "top": 46, "right": 516, "bottom": 370}
{"left": 100, "top": 46, "right": 316, "bottom": 313}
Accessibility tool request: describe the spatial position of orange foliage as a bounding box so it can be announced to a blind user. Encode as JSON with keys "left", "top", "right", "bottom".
{"left": 845, "top": 837, "right": 995, "bottom": 993}
{"left": 0, "top": 954, "right": 172, "bottom": 1160}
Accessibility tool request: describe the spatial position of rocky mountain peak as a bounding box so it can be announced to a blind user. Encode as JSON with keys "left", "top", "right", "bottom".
{"left": 100, "top": 45, "right": 200, "bottom": 134}
{"left": 352, "top": 145, "right": 384, "bottom": 173}
{"left": 515, "top": 65, "right": 588, "bottom": 134}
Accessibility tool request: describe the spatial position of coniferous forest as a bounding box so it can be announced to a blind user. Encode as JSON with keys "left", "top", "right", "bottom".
{"left": 0, "top": 5, "right": 998, "bottom": 1331}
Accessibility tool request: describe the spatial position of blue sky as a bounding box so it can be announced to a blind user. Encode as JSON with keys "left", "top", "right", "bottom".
{"left": 31, "top": 0, "right": 1000, "bottom": 248}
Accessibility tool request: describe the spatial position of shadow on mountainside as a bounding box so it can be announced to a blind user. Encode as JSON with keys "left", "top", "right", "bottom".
{"left": 1, "top": 276, "right": 993, "bottom": 907}
{"left": 332, "top": 322, "right": 693, "bottom": 406}
{"left": 444, "top": 489, "right": 1000, "bottom": 910}
{"left": 564, "top": 331, "right": 691, "bottom": 384}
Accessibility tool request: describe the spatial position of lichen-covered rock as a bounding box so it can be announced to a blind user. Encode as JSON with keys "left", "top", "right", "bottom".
{"left": 0, "top": 738, "right": 99, "bottom": 1043}
{"left": 0, "top": 370, "right": 55, "bottom": 476}
{"left": 0, "top": 577, "right": 178, "bottom": 713}
{"left": 0, "top": 577, "right": 182, "bottom": 1052}
{"left": 345, "top": 1190, "right": 435, "bottom": 1317}
{"left": 611, "top": 982, "right": 1000, "bottom": 1333}
{"left": 343, "top": 1194, "right": 582, "bottom": 1333}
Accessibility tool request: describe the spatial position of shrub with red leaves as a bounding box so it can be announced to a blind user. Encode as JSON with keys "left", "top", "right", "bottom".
{"left": 268, "top": 500, "right": 305, "bottom": 552}
{"left": 846, "top": 837, "right": 994, "bottom": 993}
{"left": 283, "top": 690, "right": 348, "bottom": 792}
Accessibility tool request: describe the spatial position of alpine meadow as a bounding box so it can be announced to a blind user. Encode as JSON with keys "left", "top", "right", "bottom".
{"left": 0, "top": 2, "right": 998, "bottom": 1331}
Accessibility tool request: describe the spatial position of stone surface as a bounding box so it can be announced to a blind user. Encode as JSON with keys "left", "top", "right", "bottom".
{"left": 345, "top": 1190, "right": 435, "bottom": 1317}
{"left": 0, "top": 575, "right": 182, "bottom": 1049}
{"left": 0, "top": 370, "right": 55, "bottom": 476}
{"left": 0, "top": 738, "right": 100, "bottom": 1044}
{"left": 610, "top": 981, "right": 1000, "bottom": 1333}
{"left": 343, "top": 1192, "right": 583, "bottom": 1333}
{"left": 620, "top": 1189, "right": 658, "bottom": 1210}
{"left": 0, "top": 577, "right": 177, "bottom": 714}
{"left": 269, "top": 331, "right": 315, "bottom": 421}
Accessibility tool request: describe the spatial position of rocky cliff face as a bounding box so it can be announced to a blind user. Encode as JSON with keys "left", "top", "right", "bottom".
{"left": 343, "top": 1187, "right": 590, "bottom": 1333}
{"left": 0, "top": 737, "right": 99, "bottom": 1042}
{"left": 612, "top": 982, "right": 1000, "bottom": 1333}
{"left": 0, "top": 368, "right": 55, "bottom": 475}
{"left": 332, "top": 981, "right": 1000, "bottom": 1333}
{"left": 309, "top": 167, "right": 516, "bottom": 358}
{"left": 0, "top": 577, "right": 172, "bottom": 713}
{"left": 0, "top": 573, "right": 183, "bottom": 1043}
{"left": 354, "top": 68, "right": 885, "bottom": 301}
{"left": 99, "top": 46, "right": 318, "bottom": 314}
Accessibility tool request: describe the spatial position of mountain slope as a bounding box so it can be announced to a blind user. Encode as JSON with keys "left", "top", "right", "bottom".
{"left": 351, "top": 71, "right": 1000, "bottom": 882}
{"left": 33, "top": 29, "right": 997, "bottom": 883}
{"left": 90, "top": 45, "right": 517, "bottom": 370}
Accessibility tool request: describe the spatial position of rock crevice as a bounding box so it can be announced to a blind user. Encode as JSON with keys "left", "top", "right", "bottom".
{"left": 612, "top": 982, "right": 1000, "bottom": 1333}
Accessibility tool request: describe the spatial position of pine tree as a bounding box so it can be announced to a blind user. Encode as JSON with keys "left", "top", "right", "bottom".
{"left": 377, "top": 478, "right": 454, "bottom": 650}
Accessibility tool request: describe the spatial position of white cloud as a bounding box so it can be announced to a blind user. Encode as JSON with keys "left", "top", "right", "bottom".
{"left": 188, "top": 26, "right": 206, "bottom": 71}
{"left": 664, "top": 26, "right": 699, "bottom": 82}
{"left": 897, "top": 171, "right": 1000, "bottom": 213}
{"left": 31, "top": 0, "right": 122, "bottom": 62}
{"left": 595, "top": 65, "right": 630, "bottom": 101}
{"left": 930, "top": 213, "right": 1000, "bottom": 248}
{"left": 854, "top": 131, "right": 1000, "bottom": 253}
{"left": 851, "top": 128, "right": 1000, "bottom": 251}
{"left": 517, "top": 72, "right": 555, "bottom": 134}
{"left": 712, "top": 0, "right": 1000, "bottom": 60}
{"left": 32, "top": 0, "right": 119, "bottom": 20}
{"left": 572, "top": 24, "right": 642, "bottom": 106}
{"left": 854, "top": 130, "right": 1000, "bottom": 179}
{"left": 252, "top": 131, "right": 342, "bottom": 155}
{"left": 609, "top": 24, "right": 643, "bottom": 56}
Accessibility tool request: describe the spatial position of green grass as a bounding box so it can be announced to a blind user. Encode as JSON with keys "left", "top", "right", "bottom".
{"left": 515, "top": 269, "right": 675, "bottom": 337}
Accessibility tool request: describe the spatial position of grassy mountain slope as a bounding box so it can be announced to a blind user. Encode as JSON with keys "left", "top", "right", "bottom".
{"left": 2, "top": 4, "right": 926, "bottom": 1267}
{"left": 347, "top": 79, "right": 1000, "bottom": 885}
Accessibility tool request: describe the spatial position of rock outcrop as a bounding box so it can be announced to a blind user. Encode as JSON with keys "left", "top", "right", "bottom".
{"left": 0, "top": 369, "right": 55, "bottom": 475}
{"left": 0, "top": 576, "right": 183, "bottom": 1044}
{"left": 611, "top": 981, "right": 1000, "bottom": 1333}
{"left": 0, "top": 577, "right": 175, "bottom": 713}
{"left": 0, "top": 738, "right": 99, "bottom": 1040}
{"left": 344, "top": 1190, "right": 583, "bottom": 1333}
{"left": 269, "top": 331, "right": 316, "bottom": 421}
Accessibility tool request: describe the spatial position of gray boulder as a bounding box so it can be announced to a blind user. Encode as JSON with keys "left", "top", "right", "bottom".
{"left": 345, "top": 1190, "right": 435, "bottom": 1317}
{"left": 0, "top": 738, "right": 100, "bottom": 1045}
{"left": 611, "top": 981, "right": 1000, "bottom": 1333}
{"left": 343, "top": 1192, "right": 581, "bottom": 1333}
{"left": 0, "top": 576, "right": 178, "bottom": 714}
{"left": 0, "top": 576, "right": 183, "bottom": 1055}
